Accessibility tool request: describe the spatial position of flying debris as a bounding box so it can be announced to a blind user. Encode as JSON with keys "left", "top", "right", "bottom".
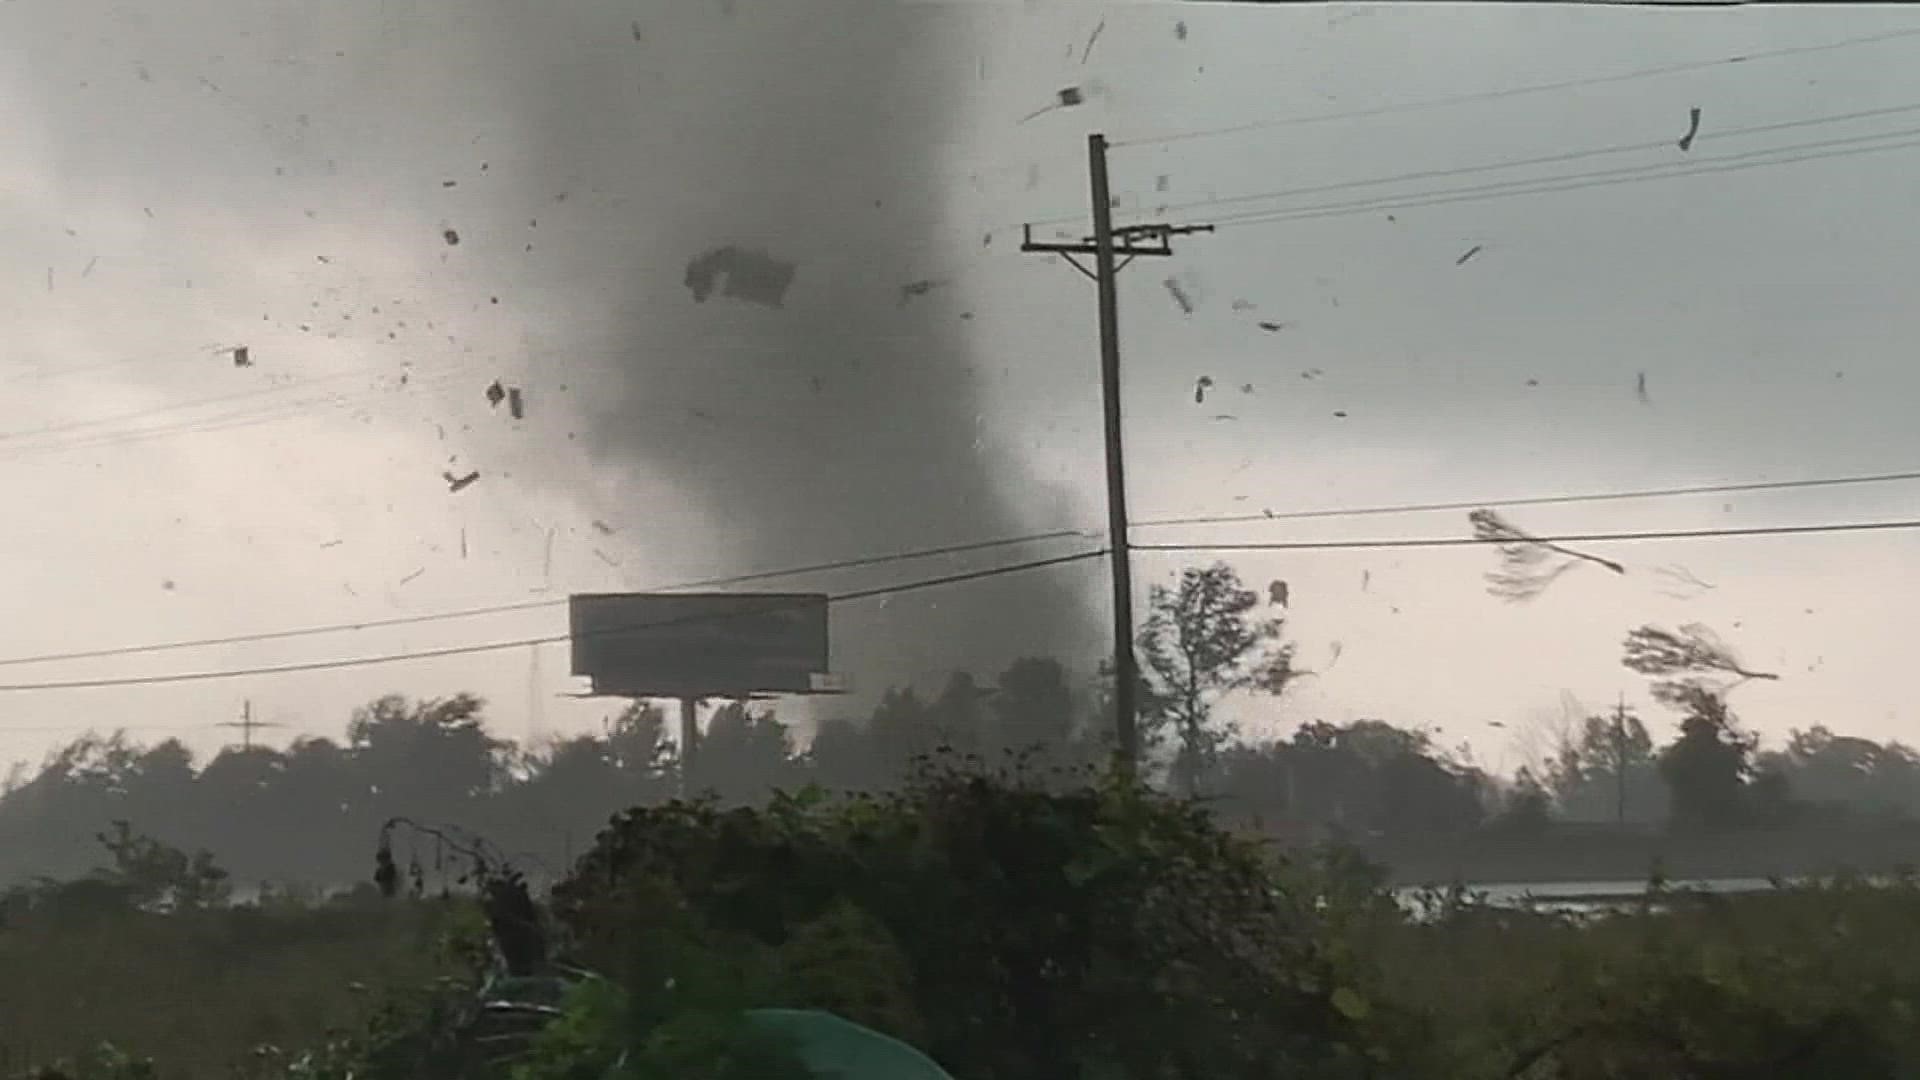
{"left": 683, "top": 246, "right": 797, "bottom": 307}
{"left": 591, "top": 520, "right": 615, "bottom": 536}
{"left": 231, "top": 346, "right": 252, "bottom": 368}
{"left": 1080, "top": 19, "right": 1106, "bottom": 63}
{"left": 1623, "top": 622, "right": 1777, "bottom": 705}
{"left": 1163, "top": 277, "right": 1196, "bottom": 315}
{"left": 400, "top": 568, "right": 425, "bottom": 586}
{"left": 1469, "top": 508, "right": 1625, "bottom": 601}
{"left": 1677, "top": 106, "right": 1702, "bottom": 151}
{"left": 630, "top": 20, "right": 644, "bottom": 41}
{"left": 485, "top": 380, "right": 506, "bottom": 408}
{"left": 507, "top": 387, "right": 525, "bottom": 420}
{"left": 1193, "top": 375, "right": 1214, "bottom": 404}
{"left": 1175, "top": 20, "right": 1189, "bottom": 40}
{"left": 1326, "top": 641, "right": 1343, "bottom": 669}
{"left": 898, "top": 279, "right": 945, "bottom": 305}
{"left": 1020, "top": 86, "right": 1087, "bottom": 123}
{"left": 442, "top": 228, "right": 461, "bottom": 246}
{"left": 1257, "top": 321, "right": 1290, "bottom": 332}
{"left": 1655, "top": 564, "right": 1717, "bottom": 595}
{"left": 1636, "top": 371, "right": 1650, "bottom": 405}
{"left": 1455, "top": 244, "right": 1484, "bottom": 266}
{"left": 444, "top": 470, "right": 480, "bottom": 493}
{"left": 1269, "top": 579, "right": 1289, "bottom": 606}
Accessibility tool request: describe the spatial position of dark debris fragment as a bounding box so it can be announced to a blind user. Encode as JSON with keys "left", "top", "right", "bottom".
{"left": 485, "top": 380, "right": 506, "bottom": 408}
{"left": 1163, "top": 277, "right": 1195, "bottom": 315}
{"left": 1678, "top": 106, "right": 1702, "bottom": 151}
{"left": 1194, "top": 375, "right": 1214, "bottom": 404}
{"left": 443, "top": 228, "right": 461, "bottom": 246}
{"left": 1257, "top": 321, "right": 1289, "bottom": 332}
{"left": 444, "top": 470, "right": 480, "bottom": 493}
{"left": 1455, "top": 244, "right": 1483, "bottom": 266}
{"left": 507, "top": 387, "right": 524, "bottom": 420}
{"left": 232, "top": 345, "right": 252, "bottom": 367}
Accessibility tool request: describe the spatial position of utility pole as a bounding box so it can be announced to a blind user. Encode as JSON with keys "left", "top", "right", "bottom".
{"left": 1021, "top": 133, "right": 1213, "bottom": 773}
{"left": 215, "top": 699, "right": 281, "bottom": 752}
{"left": 1613, "top": 692, "right": 1629, "bottom": 826}
{"left": 678, "top": 696, "right": 700, "bottom": 796}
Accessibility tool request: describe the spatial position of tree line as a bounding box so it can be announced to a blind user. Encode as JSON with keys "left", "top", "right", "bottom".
{"left": 0, "top": 562, "right": 1912, "bottom": 888}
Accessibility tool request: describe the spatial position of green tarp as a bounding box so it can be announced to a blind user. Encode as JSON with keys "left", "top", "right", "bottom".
{"left": 743, "top": 1008, "right": 957, "bottom": 1080}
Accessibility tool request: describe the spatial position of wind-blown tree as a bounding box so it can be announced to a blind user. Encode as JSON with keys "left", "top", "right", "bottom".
{"left": 1469, "top": 508, "right": 1624, "bottom": 601}
{"left": 1757, "top": 726, "right": 1920, "bottom": 821}
{"left": 347, "top": 693, "right": 507, "bottom": 821}
{"left": 1660, "top": 688, "right": 1759, "bottom": 829}
{"left": 1623, "top": 623, "right": 1779, "bottom": 706}
{"left": 1138, "top": 562, "right": 1301, "bottom": 795}
{"left": 691, "top": 702, "right": 798, "bottom": 806}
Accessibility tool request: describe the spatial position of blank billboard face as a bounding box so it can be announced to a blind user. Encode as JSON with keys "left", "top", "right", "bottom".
{"left": 568, "top": 593, "right": 829, "bottom": 696}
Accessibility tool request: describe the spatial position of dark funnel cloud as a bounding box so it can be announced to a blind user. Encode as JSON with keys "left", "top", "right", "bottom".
{"left": 496, "top": 1, "right": 1100, "bottom": 694}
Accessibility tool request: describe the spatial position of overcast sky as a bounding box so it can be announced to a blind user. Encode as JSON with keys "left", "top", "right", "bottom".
{"left": 3, "top": 0, "right": 1919, "bottom": 775}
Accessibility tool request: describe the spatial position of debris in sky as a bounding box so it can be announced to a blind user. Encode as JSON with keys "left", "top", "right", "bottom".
{"left": 442, "top": 180, "right": 457, "bottom": 188}
{"left": 444, "top": 470, "right": 480, "bottom": 493}
{"left": 320, "top": 539, "right": 343, "bottom": 549}
{"left": 1211, "top": 414, "right": 1238, "bottom": 422}
{"left": 507, "top": 387, "right": 524, "bottom": 420}
{"left": 1655, "top": 564, "right": 1717, "bottom": 598}
{"left": 1677, "top": 106, "right": 1702, "bottom": 151}
{"left": 1156, "top": 175, "right": 1170, "bottom": 193}
{"left": 1193, "top": 375, "right": 1214, "bottom": 404}
{"left": 1302, "top": 367, "right": 1324, "bottom": 379}
{"left": 1257, "top": 321, "right": 1290, "bottom": 332}
{"left": 683, "top": 246, "right": 797, "bottom": 307}
{"left": 161, "top": 580, "right": 175, "bottom": 591}
{"left": 400, "top": 568, "right": 424, "bottom": 586}
{"left": 316, "top": 255, "right": 333, "bottom": 264}
{"left": 1623, "top": 622, "right": 1777, "bottom": 705}
{"left": 485, "top": 380, "right": 506, "bottom": 407}
{"left": 1231, "top": 299, "right": 1255, "bottom": 311}
{"left": 1269, "top": 579, "right": 1289, "bottom": 606}
{"left": 1455, "top": 244, "right": 1484, "bottom": 266}
{"left": 1163, "top": 277, "right": 1195, "bottom": 314}
{"left": 1240, "top": 383, "right": 1255, "bottom": 394}
{"left": 461, "top": 529, "right": 468, "bottom": 559}
{"left": 630, "top": 20, "right": 644, "bottom": 41}
{"left": 1333, "top": 410, "right": 1348, "bottom": 418}
{"left": 1470, "top": 508, "right": 1625, "bottom": 601}
{"left": 594, "top": 549, "right": 620, "bottom": 566}
{"left": 1361, "top": 569, "right": 1371, "bottom": 592}
{"left": 81, "top": 256, "right": 97, "bottom": 278}
{"left": 1019, "top": 86, "right": 1086, "bottom": 123}
{"left": 443, "top": 228, "right": 461, "bottom": 246}
{"left": 1080, "top": 19, "right": 1106, "bottom": 63}
{"left": 1175, "top": 20, "right": 1189, "bottom": 40}
{"left": 591, "top": 520, "right": 615, "bottom": 536}
{"left": 231, "top": 345, "right": 252, "bottom": 368}
{"left": 1636, "top": 371, "right": 1650, "bottom": 405}
{"left": 899, "top": 279, "right": 945, "bottom": 305}
{"left": 1326, "top": 641, "right": 1344, "bottom": 669}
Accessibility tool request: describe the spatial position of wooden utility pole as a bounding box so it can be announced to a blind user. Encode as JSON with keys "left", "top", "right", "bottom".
{"left": 1613, "top": 692, "right": 1630, "bottom": 825}
{"left": 1021, "top": 133, "right": 1213, "bottom": 772}
{"left": 678, "top": 696, "right": 700, "bottom": 795}
{"left": 215, "top": 699, "right": 281, "bottom": 752}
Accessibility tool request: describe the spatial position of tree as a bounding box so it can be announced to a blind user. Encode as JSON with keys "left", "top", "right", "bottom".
{"left": 1548, "top": 706, "right": 1663, "bottom": 823}
{"left": 1623, "top": 623, "right": 1778, "bottom": 706}
{"left": 1493, "top": 767, "right": 1553, "bottom": 834}
{"left": 1659, "top": 689, "right": 1757, "bottom": 829}
{"left": 692, "top": 702, "right": 796, "bottom": 805}
{"left": 93, "top": 820, "right": 230, "bottom": 911}
{"left": 1138, "top": 562, "right": 1300, "bottom": 795}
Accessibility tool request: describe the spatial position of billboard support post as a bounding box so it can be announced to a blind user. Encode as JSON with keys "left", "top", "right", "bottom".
{"left": 679, "top": 696, "right": 701, "bottom": 795}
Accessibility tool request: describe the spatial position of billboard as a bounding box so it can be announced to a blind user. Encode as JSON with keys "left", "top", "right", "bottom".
{"left": 568, "top": 593, "right": 830, "bottom": 697}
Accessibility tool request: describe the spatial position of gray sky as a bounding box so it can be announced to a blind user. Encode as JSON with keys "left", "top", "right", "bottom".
{"left": 2, "top": 0, "right": 1919, "bottom": 774}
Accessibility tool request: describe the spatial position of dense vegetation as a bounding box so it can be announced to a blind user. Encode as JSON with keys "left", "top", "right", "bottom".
{"left": 15, "top": 767, "right": 1920, "bottom": 1079}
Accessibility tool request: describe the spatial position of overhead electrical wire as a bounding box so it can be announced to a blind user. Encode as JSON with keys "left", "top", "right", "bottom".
{"left": 0, "top": 527, "right": 1101, "bottom": 669}
{"left": 1134, "top": 517, "right": 1920, "bottom": 555}
{"left": 1073, "top": 98, "right": 1920, "bottom": 233}
{"left": 0, "top": 549, "right": 1108, "bottom": 692}
{"left": 1133, "top": 466, "right": 1920, "bottom": 531}
{"left": 1201, "top": 123, "right": 1920, "bottom": 231}
{"left": 1110, "top": 25, "right": 1920, "bottom": 150}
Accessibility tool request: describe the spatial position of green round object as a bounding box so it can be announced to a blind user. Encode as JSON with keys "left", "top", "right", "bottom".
{"left": 743, "top": 1008, "right": 957, "bottom": 1080}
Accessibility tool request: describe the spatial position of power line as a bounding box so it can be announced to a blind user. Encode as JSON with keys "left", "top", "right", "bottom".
{"left": 1203, "top": 123, "right": 1920, "bottom": 231}
{"left": 1134, "top": 517, "right": 1920, "bottom": 555}
{"left": 0, "top": 548, "right": 1107, "bottom": 692}
{"left": 0, "top": 527, "right": 1097, "bottom": 669}
{"left": 1111, "top": 26, "right": 1920, "bottom": 150}
{"left": 1133, "top": 467, "right": 1920, "bottom": 531}
{"left": 1076, "top": 98, "right": 1920, "bottom": 233}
